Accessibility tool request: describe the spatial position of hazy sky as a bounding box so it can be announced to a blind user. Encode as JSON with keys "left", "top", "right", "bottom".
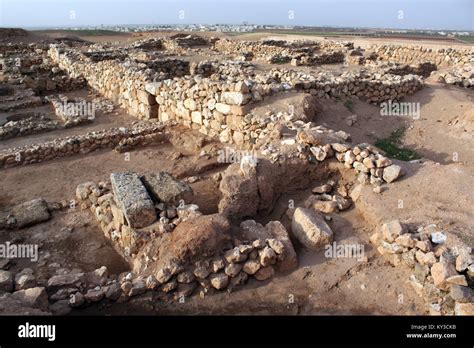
{"left": 0, "top": 0, "right": 473, "bottom": 30}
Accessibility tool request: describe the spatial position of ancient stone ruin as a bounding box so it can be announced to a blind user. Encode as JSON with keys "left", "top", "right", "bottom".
{"left": 0, "top": 31, "right": 473, "bottom": 317}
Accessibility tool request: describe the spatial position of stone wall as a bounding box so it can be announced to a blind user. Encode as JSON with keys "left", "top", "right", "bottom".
{"left": 48, "top": 45, "right": 158, "bottom": 119}
{"left": 371, "top": 44, "right": 474, "bottom": 67}
{"left": 144, "top": 66, "right": 423, "bottom": 148}
{"left": 214, "top": 38, "right": 347, "bottom": 66}
{"left": 0, "top": 122, "right": 167, "bottom": 168}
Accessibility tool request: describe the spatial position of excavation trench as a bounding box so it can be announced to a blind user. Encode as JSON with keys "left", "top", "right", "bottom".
{"left": 76, "top": 152, "right": 425, "bottom": 315}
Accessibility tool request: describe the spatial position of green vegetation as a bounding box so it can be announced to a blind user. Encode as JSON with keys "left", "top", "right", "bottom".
{"left": 374, "top": 127, "right": 421, "bottom": 161}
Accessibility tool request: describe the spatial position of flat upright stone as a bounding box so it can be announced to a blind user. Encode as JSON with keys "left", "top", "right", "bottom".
{"left": 110, "top": 172, "right": 157, "bottom": 228}
{"left": 142, "top": 172, "right": 193, "bottom": 205}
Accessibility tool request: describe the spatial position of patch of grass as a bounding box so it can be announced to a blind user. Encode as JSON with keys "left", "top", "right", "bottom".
{"left": 374, "top": 127, "right": 421, "bottom": 161}
{"left": 343, "top": 99, "right": 354, "bottom": 112}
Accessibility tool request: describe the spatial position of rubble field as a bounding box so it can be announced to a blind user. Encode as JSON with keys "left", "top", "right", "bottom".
{"left": 0, "top": 30, "right": 473, "bottom": 316}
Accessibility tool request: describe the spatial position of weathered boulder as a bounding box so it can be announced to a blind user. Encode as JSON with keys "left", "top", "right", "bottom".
{"left": 110, "top": 172, "right": 156, "bottom": 228}
{"left": 141, "top": 172, "right": 194, "bottom": 205}
{"left": 291, "top": 208, "right": 333, "bottom": 250}
{"left": 7, "top": 198, "right": 50, "bottom": 229}
{"left": 219, "top": 163, "right": 259, "bottom": 219}
{"left": 431, "top": 261, "right": 458, "bottom": 291}
{"left": 134, "top": 214, "right": 231, "bottom": 275}
{"left": 47, "top": 273, "right": 85, "bottom": 290}
{"left": 11, "top": 287, "right": 48, "bottom": 311}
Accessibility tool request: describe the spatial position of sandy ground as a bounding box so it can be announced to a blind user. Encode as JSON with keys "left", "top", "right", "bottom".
{"left": 1, "top": 29, "right": 473, "bottom": 315}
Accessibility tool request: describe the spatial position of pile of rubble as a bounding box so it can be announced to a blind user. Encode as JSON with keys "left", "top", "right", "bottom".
{"left": 438, "top": 65, "right": 474, "bottom": 88}
{"left": 370, "top": 220, "right": 473, "bottom": 315}
{"left": 70, "top": 170, "right": 298, "bottom": 305}
{"left": 296, "top": 128, "right": 404, "bottom": 185}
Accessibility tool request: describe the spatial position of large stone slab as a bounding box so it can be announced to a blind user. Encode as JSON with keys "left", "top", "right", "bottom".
{"left": 110, "top": 172, "right": 157, "bottom": 229}
{"left": 291, "top": 207, "right": 333, "bottom": 250}
{"left": 141, "top": 172, "right": 193, "bottom": 205}
{"left": 8, "top": 198, "right": 50, "bottom": 229}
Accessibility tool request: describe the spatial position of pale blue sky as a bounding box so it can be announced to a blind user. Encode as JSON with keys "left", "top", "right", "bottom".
{"left": 0, "top": 0, "right": 473, "bottom": 30}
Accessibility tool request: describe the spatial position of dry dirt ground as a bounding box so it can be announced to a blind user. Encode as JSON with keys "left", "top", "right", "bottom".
{"left": 1, "top": 30, "right": 473, "bottom": 315}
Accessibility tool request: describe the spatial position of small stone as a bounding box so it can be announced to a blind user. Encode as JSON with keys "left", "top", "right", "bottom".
{"left": 156, "top": 268, "right": 172, "bottom": 284}
{"left": 313, "top": 200, "right": 339, "bottom": 214}
{"left": 243, "top": 260, "right": 261, "bottom": 275}
{"left": 331, "top": 143, "right": 349, "bottom": 152}
{"left": 373, "top": 186, "right": 384, "bottom": 194}
{"left": 225, "top": 263, "right": 243, "bottom": 277}
{"left": 209, "top": 273, "right": 229, "bottom": 290}
{"left": 224, "top": 247, "right": 247, "bottom": 263}
{"left": 259, "top": 246, "right": 277, "bottom": 267}
{"left": 175, "top": 282, "right": 196, "bottom": 298}
{"left": 332, "top": 195, "right": 352, "bottom": 211}
{"left": 375, "top": 156, "right": 392, "bottom": 168}
{"left": 381, "top": 220, "right": 406, "bottom": 243}
{"left": 395, "top": 234, "right": 416, "bottom": 248}
{"left": 455, "top": 251, "right": 472, "bottom": 273}
{"left": 415, "top": 240, "right": 433, "bottom": 252}
{"left": 85, "top": 288, "right": 105, "bottom": 302}
{"left": 162, "top": 279, "right": 178, "bottom": 293}
{"left": 49, "top": 300, "right": 72, "bottom": 315}
{"left": 254, "top": 266, "right": 274, "bottom": 281}
{"left": 15, "top": 270, "right": 36, "bottom": 290}
{"left": 69, "top": 292, "right": 85, "bottom": 307}
{"left": 431, "top": 261, "right": 458, "bottom": 291}
{"left": 0, "top": 271, "right": 14, "bottom": 292}
{"left": 430, "top": 232, "right": 447, "bottom": 244}
{"left": 146, "top": 275, "right": 159, "bottom": 290}
{"left": 369, "top": 231, "right": 382, "bottom": 245}
{"left": 129, "top": 279, "right": 147, "bottom": 296}
{"left": 378, "top": 241, "right": 403, "bottom": 254}
{"left": 105, "top": 283, "right": 122, "bottom": 300}
{"left": 312, "top": 184, "right": 332, "bottom": 194}
{"left": 446, "top": 275, "right": 468, "bottom": 286}
{"left": 267, "top": 239, "right": 284, "bottom": 254}
{"left": 121, "top": 281, "right": 132, "bottom": 295}
{"left": 415, "top": 251, "right": 437, "bottom": 266}
{"left": 193, "top": 265, "right": 211, "bottom": 279}
{"left": 382, "top": 164, "right": 403, "bottom": 183}
{"left": 252, "top": 239, "right": 266, "bottom": 249}
{"left": 228, "top": 272, "right": 248, "bottom": 291}
{"left": 402, "top": 249, "right": 417, "bottom": 268}
{"left": 238, "top": 244, "right": 254, "bottom": 254}
{"left": 212, "top": 258, "right": 225, "bottom": 273}
{"left": 177, "top": 271, "right": 195, "bottom": 284}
